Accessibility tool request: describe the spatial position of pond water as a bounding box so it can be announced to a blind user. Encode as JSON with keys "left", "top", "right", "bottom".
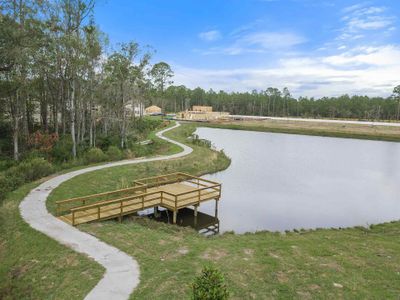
{"left": 196, "top": 127, "right": 400, "bottom": 233}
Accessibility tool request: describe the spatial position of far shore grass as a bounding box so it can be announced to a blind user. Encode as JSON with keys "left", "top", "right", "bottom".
{"left": 2, "top": 122, "right": 400, "bottom": 299}
{"left": 201, "top": 118, "right": 400, "bottom": 142}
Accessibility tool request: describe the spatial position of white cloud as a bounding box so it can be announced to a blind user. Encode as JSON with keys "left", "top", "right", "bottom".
{"left": 199, "top": 30, "right": 221, "bottom": 42}
{"left": 240, "top": 32, "right": 306, "bottom": 49}
{"left": 347, "top": 15, "right": 393, "bottom": 30}
{"left": 322, "top": 46, "right": 400, "bottom": 67}
{"left": 202, "top": 31, "right": 306, "bottom": 55}
{"left": 339, "top": 4, "right": 395, "bottom": 41}
{"left": 174, "top": 45, "right": 400, "bottom": 98}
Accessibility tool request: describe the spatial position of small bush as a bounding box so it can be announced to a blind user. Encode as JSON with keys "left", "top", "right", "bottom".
{"left": 26, "top": 157, "right": 54, "bottom": 181}
{"left": 52, "top": 137, "right": 73, "bottom": 162}
{"left": 95, "top": 135, "right": 120, "bottom": 151}
{"left": 191, "top": 134, "right": 212, "bottom": 148}
{"left": 85, "top": 148, "right": 107, "bottom": 163}
{"left": 192, "top": 266, "right": 229, "bottom": 300}
{"left": 124, "top": 149, "right": 135, "bottom": 159}
{"left": 106, "top": 146, "right": 123, "bottom": 161}
{"left": 0, "top": 173, "right": 11, "bottom": 201}
{"left": 0, "top": 159, "right": 15, "bottom": 172}
{"left": 1, "top": 157, "right": 54, "bottom": 197}
{"left": 10, "top": 157, "right": 54, "bottom": 182}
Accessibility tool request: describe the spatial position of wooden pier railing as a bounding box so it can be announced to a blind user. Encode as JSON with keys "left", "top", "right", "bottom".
{"left": 57, "top": 172, "right": 221, "bottom": 226}
{"left": 56, "top": 183, "right": 147, "bottom": 216}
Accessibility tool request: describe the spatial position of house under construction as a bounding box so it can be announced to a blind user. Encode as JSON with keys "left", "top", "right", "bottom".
{"left": 177, "top": 105, "right": 229, "bottom": 122}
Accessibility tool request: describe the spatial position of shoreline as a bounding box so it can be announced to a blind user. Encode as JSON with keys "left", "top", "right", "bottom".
{"left": 192, "top": 119, "right": 400, "bottom": 142}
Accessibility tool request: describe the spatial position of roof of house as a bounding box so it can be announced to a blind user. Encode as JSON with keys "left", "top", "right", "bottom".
{"left": 145, "top": 105, "right": 161, "bottom": 110}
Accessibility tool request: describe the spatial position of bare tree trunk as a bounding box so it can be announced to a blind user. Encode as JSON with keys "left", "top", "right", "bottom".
{"left": 13, "top": 116, "right": 19, "bottom": 161}
{"left": 120, "top": 83, "right": 126, "bottom": 148}
{"left": 81, "top": 104, "right": 86, "bottom": 142}
{"left": 89, "top": 109, "right": 93, "bottom": 147}
{"left": 22, "top": 94, "right": 29, "bottom": 142}
{"left": 53, "top": 100, "right": 59, "bottom": 135}
{"left": 70, "top": 79, "right": 77, "bottom": 158}
{"left": 41, "top": 90, "right": 49, "bottom": 131}
{"left": 10, "top": 93, "right": 20, "bottom": 161}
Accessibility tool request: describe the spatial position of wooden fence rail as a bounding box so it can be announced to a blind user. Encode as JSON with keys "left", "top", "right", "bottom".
{"left": 58, "top": 172, "right": 221, "bottom": 226}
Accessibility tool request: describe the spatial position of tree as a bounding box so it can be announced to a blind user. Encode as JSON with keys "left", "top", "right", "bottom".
{"left": 103, "top": 42, "right": 151, "bottom": 148}
{"left": 393, "top": 85, "right": 400, "bottom": 120}
{"left": 150, "top": 62, "right": 173, "bottom": 111}
{"left": 0, "top": 0, "right": 45, "bottom": 160}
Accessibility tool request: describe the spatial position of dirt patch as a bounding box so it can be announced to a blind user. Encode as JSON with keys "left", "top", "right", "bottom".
{"left": 309, "top": 284, "right": 320, "bottom": 291}
{"left": 296, "top": 290, "right": 312, "bottom": 299}
{"left": 10, "top": 260, "right": 38, "bottom": 279}
{"left": 178, "top": 247, "right": 189, "bottom": 255}
{"left": 269, "top": 252, "right": 280, "bottom": 259}
{"left": 201, "top": 248, "right": 228, "bottom": 261}
{"left": 319, "top": 261, "right": 343, "bottom": 272}
{"left": 276, "top": 271, "right": 289, "bottom": 283}
{"left": 244, "top": 248, "right": 254, "bottom": 256}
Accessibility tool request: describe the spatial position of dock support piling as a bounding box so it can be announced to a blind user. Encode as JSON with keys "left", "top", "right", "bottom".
{"left": 194, "top": 205, "right": 198, "bottom": 227}
{"left": 154, "top": 206, "right": 160, "bottom": 218}
{"left": 173, "top": 210, "right": 177, "bottom": 224}
{"left": 215, "top": 199, "right": 219, "bottom": 219}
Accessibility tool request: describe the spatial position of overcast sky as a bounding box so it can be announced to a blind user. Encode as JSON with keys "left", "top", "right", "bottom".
{"left": 95, "top": 0, "right": 400, "bottom": 97}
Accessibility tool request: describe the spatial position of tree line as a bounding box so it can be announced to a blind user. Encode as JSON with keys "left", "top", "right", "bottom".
{"left": 1, "top": 1, "right": 399, "bottom": 162}
{"left": 162, "top": 86, "right": 400, "bottom": 121}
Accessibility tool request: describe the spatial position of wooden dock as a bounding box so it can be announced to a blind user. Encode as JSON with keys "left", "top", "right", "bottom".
{"left": 56, "top": 172, "right": 221, "bottom": 226}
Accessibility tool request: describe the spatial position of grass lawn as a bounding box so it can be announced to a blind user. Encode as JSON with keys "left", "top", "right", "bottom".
{"left": 0, "top": 181, "right": 104, "bottom": 299}
{"left": 0, "top": 121, "right": 187, "bottom": 299}
{"left": 203, "top": 119, "right": 400, "bottom": 142}
{"left": 45, "top": 124, "right": 400, "bottom": 299}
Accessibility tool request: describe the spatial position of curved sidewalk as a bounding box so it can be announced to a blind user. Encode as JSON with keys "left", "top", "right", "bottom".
{"left": 19, "top": 123, "right": 193, "bottom": 300}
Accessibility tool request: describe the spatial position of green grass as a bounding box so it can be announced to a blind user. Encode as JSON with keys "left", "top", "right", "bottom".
{"left": 0, "top": 182, "right": 104, "bottom": 299}
{"left": 0, "top": 121, "right": 186, "bottom": 299}
{"left": 47, "top": 124, "right": 400, "bottom": 299}
{"left": 76, "top": 220, "right": 400, "bottom": 299}
{"left": 3, "top": 123, "right": 400, "bottom": 299}
{"left": 199, "top": 119, "right": 400, "bottom": 142}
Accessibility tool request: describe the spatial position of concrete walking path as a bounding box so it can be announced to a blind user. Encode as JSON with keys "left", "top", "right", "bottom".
{"left": 19, "top": 123, "right": 193, "bottom": 300}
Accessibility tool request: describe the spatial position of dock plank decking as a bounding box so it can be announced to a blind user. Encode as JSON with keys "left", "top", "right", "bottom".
{"left": 56, "top": 173, "right": 221, "bottom": 226}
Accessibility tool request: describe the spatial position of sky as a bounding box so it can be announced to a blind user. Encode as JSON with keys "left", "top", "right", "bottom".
{"left": 95, "top": 0, "right": 400, "bottom": 98}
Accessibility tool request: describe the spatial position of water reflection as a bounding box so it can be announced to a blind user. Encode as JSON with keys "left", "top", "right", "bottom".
{"left": 196, "top": 127, "right": 400, "bottom": 233}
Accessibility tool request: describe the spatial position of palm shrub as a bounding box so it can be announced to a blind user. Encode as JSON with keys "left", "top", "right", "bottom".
{"left": 192, "top": 266, "right": 229, "bottom": 300}
{"left": 85, "top": 148, "right": 107, "bottom": 163}
{"left": 106, "top": 146, "right": 123, "bottom": 161}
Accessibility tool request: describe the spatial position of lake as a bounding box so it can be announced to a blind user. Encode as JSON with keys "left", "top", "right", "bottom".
{"left": 196, "top": 127, "right": 400, "bottom": 233}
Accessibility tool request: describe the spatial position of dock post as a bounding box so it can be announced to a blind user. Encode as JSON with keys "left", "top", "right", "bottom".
{"left": 215, "top": 199, "right": 219, "bottom": 219}
{"left": 173, "top": 210, "right": 177, "bottom": 224}
{"left": 154, "top": 206, "right": 160, "bottom": 218}
{"left": 194, "top": 205, "right": 198, "bottom": 227}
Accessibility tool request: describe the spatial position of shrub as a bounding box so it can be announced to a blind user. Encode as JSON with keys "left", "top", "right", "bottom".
{"left": 124, "top": 149, "right": 135, "bottom": 159}
{"left": 95, "top": 135, "right": 120, "bottom": 151}
{"left": 192, "top": 266, "right": 229, "bottom": 300}
{"left": 191, "top": 134, "right": 212, "bottom": 148}
{"left": 28, "top": 131, "right": 59, "bottom": 157}
{"left": 106, "top": 146, "right": 123, "bottom": 161}
{"left": 52, "top": 137, "right": 73, "bottom": 162}
{"left": 85, "top": 148, "right": 107, "bottom": 163}
{"left": 0, "top": 159, "right": 15, "bottom": 172}
{"left": 0, "top": 173, "right": 11, "bottom": 201}
{"left": 11, "top": 158, "right": 54, "bottom": 182}
{"left": 27, "top": 157, "right": 54, "bottom": 181}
